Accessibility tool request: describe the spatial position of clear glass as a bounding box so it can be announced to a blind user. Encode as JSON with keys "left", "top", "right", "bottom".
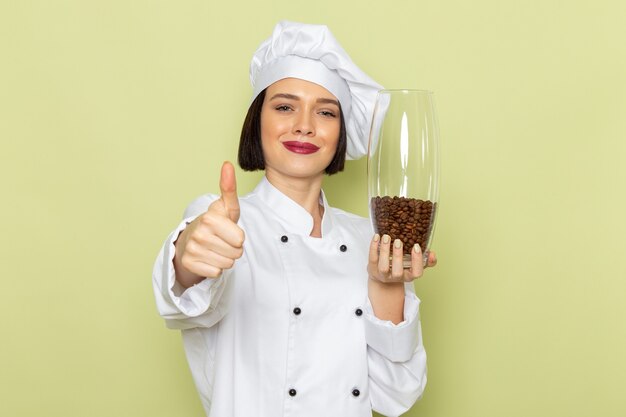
{"left": 367, "top": 90, "right": 440, "bottom": 267}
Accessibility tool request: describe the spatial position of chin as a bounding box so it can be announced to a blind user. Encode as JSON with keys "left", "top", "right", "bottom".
{"left": 271, "top": 162, "right": 329, "bottom": 179}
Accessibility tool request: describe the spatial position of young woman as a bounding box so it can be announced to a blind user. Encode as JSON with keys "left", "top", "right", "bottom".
{"left": 153, "top": 21, "right": 437, "bottom": 417}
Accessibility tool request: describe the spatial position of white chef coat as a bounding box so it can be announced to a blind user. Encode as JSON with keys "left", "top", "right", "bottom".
{"left": 153, "top": 177, "right": 427, "bottom": 417}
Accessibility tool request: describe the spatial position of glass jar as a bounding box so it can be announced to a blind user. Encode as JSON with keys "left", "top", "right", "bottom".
{"left": 367, "top": 89, "right": 440, "bottom": 267}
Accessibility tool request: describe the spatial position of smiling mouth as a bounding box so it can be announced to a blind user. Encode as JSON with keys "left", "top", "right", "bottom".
{"left": 282, "top": 141, "right": 320, "bottom": 154}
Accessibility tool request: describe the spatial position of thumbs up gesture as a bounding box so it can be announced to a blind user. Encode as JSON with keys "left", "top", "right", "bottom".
{"left": 173, "top": 162, "right": 246, "bottom": 287}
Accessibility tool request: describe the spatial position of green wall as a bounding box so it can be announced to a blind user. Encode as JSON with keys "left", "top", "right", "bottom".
{"left": 1, "top": 1, "right": 625, "bottom": 416}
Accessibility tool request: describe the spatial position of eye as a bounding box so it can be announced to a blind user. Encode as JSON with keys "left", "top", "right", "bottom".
{"left": 275, "top": 105, "right": 292, "bottom": 112}
{"left": 319, "top": 110, "right": 337, "bottom": 118}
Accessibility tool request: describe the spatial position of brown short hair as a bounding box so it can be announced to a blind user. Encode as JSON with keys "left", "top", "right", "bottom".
{"left": 238, "top": 88, "right": 347, "bottom": 175}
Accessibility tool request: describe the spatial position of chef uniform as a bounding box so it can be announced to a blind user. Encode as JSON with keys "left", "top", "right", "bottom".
{"left": 153, "top": 21, "right": 427, "bottom": 417}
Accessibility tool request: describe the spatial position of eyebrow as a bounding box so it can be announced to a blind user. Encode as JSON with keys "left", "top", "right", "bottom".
{"left": 269, "top": 93, "right": 340, "bottom": 107}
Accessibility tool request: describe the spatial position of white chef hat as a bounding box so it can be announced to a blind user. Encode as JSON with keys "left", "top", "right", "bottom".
{"left": 250, "top": 21, "right": 383, "bottom": 160}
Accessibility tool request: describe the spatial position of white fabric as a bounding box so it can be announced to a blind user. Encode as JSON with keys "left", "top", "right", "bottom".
{"left": 250, "top": 21, "right": 384, "bottom": 160}
{"left": 253, "top": 55, "right": 352, "bottom": 117}
{"left": 153, "top": 177, "right": 427, "bottom": 417}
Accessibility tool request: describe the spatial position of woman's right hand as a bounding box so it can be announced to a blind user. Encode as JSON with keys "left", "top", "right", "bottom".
{"left": 173, "top": 161, "right": 245, "bottom": 288}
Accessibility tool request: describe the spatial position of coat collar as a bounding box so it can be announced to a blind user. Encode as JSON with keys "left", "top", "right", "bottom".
{"left": 252, "top": 176, "right": 335, "bottom": 238}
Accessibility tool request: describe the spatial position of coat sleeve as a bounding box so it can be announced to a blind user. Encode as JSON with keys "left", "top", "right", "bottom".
{"left": 364, "top": 284, "right": 427, "bottom": 416}
{"left": 152, "top": 194, "right": 233, "bottom": 330}
{"left": 350, "top": 214, "right": 427, "bottom": 416}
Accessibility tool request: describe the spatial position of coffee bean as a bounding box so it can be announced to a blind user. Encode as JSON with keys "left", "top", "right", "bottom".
{"left": 371, "top": 196, "right": 437, "bottom": 255}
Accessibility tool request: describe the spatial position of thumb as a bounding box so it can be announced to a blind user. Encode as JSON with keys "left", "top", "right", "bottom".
{"left": 219, "top": 161, "right": 240, "bottom": 222}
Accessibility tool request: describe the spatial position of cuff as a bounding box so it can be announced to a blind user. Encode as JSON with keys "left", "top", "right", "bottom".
{"left": 169, "top": 275, "right": 225, "bottom": 318}
{"left": 363, "top": 290, "right": 422, "bottom": 362}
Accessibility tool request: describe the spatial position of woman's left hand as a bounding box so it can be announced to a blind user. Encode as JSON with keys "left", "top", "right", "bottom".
{"left": 367, "top": 234, "right": 437, "bottom": 284}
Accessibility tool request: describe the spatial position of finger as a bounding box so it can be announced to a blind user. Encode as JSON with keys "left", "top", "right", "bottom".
{"left": 183, "top": 239, "right": 240, "bottom": 272}
{"left": 203, "top": 218, "right": 245, "bottom": 248}
{"left": 368, "top": 234, "right": 380, "bottom": 266}
{"left": 391, "top": 239, "right": 404, "bottom": 279}
{"left": 377, "top": 234, "right": 391, "bottom": 275}
{"left": 409, "top": 243, "right": 424, "bottom": 279}
{"left": 196, "top": 232, "right": 244, "bottom": 259}
{"left": 186, "top": 260, "right": 223, "bottom": 279}
{"left": 219, "top": 161, "right": 240, "bottom": 222}
{"left": 199, "top": 250, "right": 237, "bottom": 270}
{"left": 427, "top": 251, "right": 437, "bottom": 268}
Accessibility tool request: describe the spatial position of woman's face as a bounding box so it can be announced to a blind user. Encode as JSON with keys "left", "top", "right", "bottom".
{"left": 260, "top": 78, "right": 341, "bottom": 180}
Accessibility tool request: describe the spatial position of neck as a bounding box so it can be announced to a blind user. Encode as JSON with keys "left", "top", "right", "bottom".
{"left": 265, "top": 170, "right": 325, "bottom": 237}
{"left": 265, "top": 170, "right": 324, "bottom": 216}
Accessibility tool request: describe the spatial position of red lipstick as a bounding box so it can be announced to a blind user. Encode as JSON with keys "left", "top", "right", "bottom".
{"left": 282, "top": 141, "right": 320, "bottom": 154}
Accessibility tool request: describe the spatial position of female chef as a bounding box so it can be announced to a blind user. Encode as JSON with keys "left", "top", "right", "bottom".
{"left": 153, "top": 21, "right": 437, "bottom": 417}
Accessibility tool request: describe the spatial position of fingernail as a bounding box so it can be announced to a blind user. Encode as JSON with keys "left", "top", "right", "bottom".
{"left": 414, "top": 244, "right": 421, "bottom": 253}
{"left": 394, "top": 239, "right": 402, "bottom": 249}
{"left": 382, "top": 235, "right": 390, "bottom": 244}
{"left": 373, "top": 234, "right": 380, "bottom": 242}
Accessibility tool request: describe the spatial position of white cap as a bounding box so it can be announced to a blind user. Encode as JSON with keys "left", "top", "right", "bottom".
{"left": 250, "top": 21, "right": 383, "bottom": 160}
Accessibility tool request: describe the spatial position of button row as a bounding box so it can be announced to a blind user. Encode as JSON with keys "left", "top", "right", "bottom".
{"left": 287, "top": 388, "right": 360, "bottom": 397}
{"left": 279, "top": 235, "right": 347, "bottom": 252}
{"left": 291, "top": 307, "right": 362, "bottom": 317}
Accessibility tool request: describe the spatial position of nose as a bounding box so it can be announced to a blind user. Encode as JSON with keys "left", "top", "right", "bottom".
{"left": 293, "top": 111, "right": 315, "bottom": 136}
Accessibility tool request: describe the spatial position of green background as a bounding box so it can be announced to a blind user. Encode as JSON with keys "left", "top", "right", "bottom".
{"left": 1, "top": 1, "right": 625, "bottom": 416}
